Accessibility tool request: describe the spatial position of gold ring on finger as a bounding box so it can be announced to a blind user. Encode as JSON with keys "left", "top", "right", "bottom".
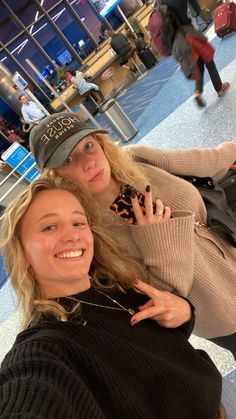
{"left": 155, "top": 210, "right": 164, "bottom": 216}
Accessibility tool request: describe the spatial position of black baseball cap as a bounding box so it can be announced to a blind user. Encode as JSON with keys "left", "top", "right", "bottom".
{"left": 30, "top": 112, "right": 108, "bottom": 170}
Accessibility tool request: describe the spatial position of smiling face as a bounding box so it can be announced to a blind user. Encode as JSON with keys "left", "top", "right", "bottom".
{"left": 20, "top": 189, "right": 94, "bottom": 298}
{"left": 56, "top": 135, "right": 116, "bottom": 202}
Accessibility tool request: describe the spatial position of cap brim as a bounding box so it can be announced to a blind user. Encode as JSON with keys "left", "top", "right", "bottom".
{"left": 45, "top": 127, "right": 108, "bottom": 168}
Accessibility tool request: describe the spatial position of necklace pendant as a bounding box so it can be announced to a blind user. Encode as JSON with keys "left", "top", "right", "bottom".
{"left": 128, "top": 308, "right": 135, "bottom": 315}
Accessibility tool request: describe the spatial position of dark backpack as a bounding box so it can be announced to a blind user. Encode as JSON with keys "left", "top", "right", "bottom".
{"left": 133, "top": 155, "right": 236, "bottom": 247}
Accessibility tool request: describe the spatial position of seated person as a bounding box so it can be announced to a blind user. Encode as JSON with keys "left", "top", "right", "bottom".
{"left": 0, "top": 176, "right": 226, "bottom": 418}
{"left": 66, "top": 68, "right": 104, "bottom": 102}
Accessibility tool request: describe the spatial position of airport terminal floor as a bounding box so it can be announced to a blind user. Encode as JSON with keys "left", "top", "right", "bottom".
{"left": 0, "top": 22, "right": 236, "bottom": 402}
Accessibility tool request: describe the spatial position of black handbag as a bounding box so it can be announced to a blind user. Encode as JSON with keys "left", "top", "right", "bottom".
{"left": 181, "top": 174, "right": 236, "bottom": 246}
{"left": 133, "top": 156, "right": 236, "bottom": 246}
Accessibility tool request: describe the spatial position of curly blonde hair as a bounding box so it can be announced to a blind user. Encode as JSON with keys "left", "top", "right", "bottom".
{"left": 0, "top": 176, "right": 146, "bottom": 329}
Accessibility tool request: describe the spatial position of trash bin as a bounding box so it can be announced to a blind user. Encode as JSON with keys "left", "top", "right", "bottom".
{"left": 99, "top": 99, "right": 138, "bottom": 142}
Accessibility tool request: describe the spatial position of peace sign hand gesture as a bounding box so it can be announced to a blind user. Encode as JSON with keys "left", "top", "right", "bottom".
{"left": 131, "top": 185, "right": 171, "bottom": 225}
{"left": 131, "top": 280, "right": 192, "bottom": 328}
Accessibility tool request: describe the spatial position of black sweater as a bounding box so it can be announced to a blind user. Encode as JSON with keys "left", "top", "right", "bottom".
{"left": 0, "top": 288, "right": 221, "bottom": 418}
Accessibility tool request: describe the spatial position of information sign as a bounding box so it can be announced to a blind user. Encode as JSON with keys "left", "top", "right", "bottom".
{"left": 2, "top": 143, "right": 40, "bottom": 183}
{"left": 12, "top": 71, "right": 28, "bottom": 90}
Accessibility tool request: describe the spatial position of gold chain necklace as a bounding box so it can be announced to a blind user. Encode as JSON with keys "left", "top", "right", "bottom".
{"left": 64, "top": 288, "right": 135, "bottom": 316}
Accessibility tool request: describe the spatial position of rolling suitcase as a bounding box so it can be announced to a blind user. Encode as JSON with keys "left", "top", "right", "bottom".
{"left": 138, "top": 48, "right": 157, "bottom": 69}
{"left": 214, "top": 0, "right": 236, "bottom": 37}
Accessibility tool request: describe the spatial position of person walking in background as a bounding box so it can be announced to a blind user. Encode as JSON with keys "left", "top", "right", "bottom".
{"left": 0, "top": 176, "right": 226, "bottom": 418}
{"left": 29, "top": 113, "right": 236, "bottom": 358}
{"left": 160, "top": 0, "right": 230, "bottom": 106}
{"left": 19, "top": 94, "right": 46, "bottom": 125}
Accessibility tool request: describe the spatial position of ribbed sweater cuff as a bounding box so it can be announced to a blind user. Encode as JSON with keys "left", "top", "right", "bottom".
{"left": 131, "top": 212, "right": 195, "bottom": 294}
{"left": 131, "top": 212, "right": 194, "bottom": 255}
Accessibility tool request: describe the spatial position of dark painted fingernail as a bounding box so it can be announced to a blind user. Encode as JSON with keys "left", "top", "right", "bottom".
{"left": 131, "top": 191, "right": 136, "bottom": 199}
{"left": 146, "top": 185, "right": 151, "bottom": 192}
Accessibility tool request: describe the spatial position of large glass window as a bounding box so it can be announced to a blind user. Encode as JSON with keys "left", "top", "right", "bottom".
{"left": 5, "top": 0, "right": 43, "bottom": 27}
{"left": 69, "top": 0, "right": 103, "bottom": 44}
{"left": 0, "top": 5, "right": 22, "bottom": 44}
{"left": 42, "top": 0, "right": 63, "bottom": 11}
{"left": 49, "top": 4, "right": 94, "bottom": 60}
{"left": 31, "top": 16, "right": 80, "bottom": 76}
{"left": 7, "top": 35, "right": 52, "bottom": 83}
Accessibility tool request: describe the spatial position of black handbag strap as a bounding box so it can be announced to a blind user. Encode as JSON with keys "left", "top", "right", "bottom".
{"left": 133, "top": 155, "right": 236, "bottom": 246}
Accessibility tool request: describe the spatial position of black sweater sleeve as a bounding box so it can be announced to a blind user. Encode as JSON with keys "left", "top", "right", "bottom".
{"left": 0, "top": 339, "right": 104, "bottom": 419}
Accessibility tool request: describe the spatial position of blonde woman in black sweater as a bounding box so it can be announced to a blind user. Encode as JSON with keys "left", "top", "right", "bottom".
{"left": 0, "top": 177, "right": 226, "bottom": 419}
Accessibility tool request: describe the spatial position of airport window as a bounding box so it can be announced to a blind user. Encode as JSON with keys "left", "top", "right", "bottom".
{"left": 48, "top": 4, "right": 94, "bottom": 60}
{"left": 41, "top": 0, "right": 62, "bottom": 10}
{"left": 69, "top": 0, "right": 103, "bottom": 44}
{"left": 5, "top": 0, "right": 43, "bottom": 27}
{"left": 30, "top": 17, "right": 71, "bottom": 67}
{"left": 0, "top": 5, "right": 22, "bottom": 44}
{"left": 7, "top": 35, "right": 50, "bottom": 81}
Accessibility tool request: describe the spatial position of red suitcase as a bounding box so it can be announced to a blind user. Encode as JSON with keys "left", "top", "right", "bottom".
{"left": 214, "top": 1, "right": 236, "bottom": 37}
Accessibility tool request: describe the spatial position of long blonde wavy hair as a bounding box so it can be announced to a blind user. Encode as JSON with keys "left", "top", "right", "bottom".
{"left": 0, "top": 176, "right": 146, "bottom": 329}
{"left": 47, "top": 133, "right": 149, "bottom": 193}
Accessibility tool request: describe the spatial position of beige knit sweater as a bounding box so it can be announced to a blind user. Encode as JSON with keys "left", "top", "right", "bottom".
{"left": 107, "top": 141, "right": 236, "bottom": 339}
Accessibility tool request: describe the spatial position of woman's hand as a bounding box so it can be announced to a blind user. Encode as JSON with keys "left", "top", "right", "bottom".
{"left": 131, "top": 280, "right": 192, "bottom": 328}
{"left": 131, "top": 185, "right": 171, "bottom": 225}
